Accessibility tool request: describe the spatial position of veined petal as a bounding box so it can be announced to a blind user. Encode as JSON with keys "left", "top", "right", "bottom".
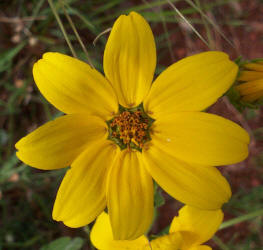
{"left": 53, "top": 141, "right": 119, "bottom": 228}
{"left": 236, "top": 79, "right": 263, "bottom": 102}
{"left": 144, "top": 51, "right": 238, "bottom": 118}
{"left": 149, "top": 232, "right": 183, "bottom": 250}
{"left": 170, "top": 206, "right": 223, "bottom": 246}
{"left": 15, "top": 114, "right": 107, "bottom": 170}
{"left": 33, "top": 52, "right": 118, "bottom": 119}
{"left": 104, "top": 12, "right": 156, "bottom": 108}
{"left": 142, "top": 144, "right": 231, "bottom": 210}
{"left": 152, "top": 112, "right": 249, "bottom": 166}
{"left": 243, "top": 63, "right": 263, "bottom": 72}
{"left": 90, "top": 212, "right": 149, "bottom": 250}
{"left": 238, "top": 71, "right": 263, "bottom": 81}
{"left": 107, "top": 149, "right": 154, "bottom": 240}
{"left": 241, "top": 91, "right": 263, "bottom": 102}
{"left": 236, "top": 79, "right": 263, "bottom": 94}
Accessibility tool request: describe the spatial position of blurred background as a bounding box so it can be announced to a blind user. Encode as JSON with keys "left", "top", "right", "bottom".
{"left": 0, "top": 0, "right": 263, "bottom": 249}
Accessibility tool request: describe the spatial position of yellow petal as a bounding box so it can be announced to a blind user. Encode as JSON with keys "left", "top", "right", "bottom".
{"left": 241, "top": 91, "right": 263, "bottom": 102}
{"left": 177, "top": 231, "right": 199, "bottom": 249}
{"left": 104, "top": 12, "right": 156, "bottom": 108}
{"left": 33, "top": 52, "right": 118, "bottom": 120}
{"left": 90, "top": 212, "right": 149, "bottom": 250}
{"left": 144, "top": 51, "right": 237, "bottom": 118}
{"left": 107, "top": 150, "right": 154, "bottom": 240}
{"left": 52, "top": 141, "right": 119, "bottom": 228}
{"left": 15, "top": 114, "right": 107, "bottom": 170}
{"left": 149, "top": 232, "right": 183, "bottom": 250}
{"left": 236, "top": 79, "right": 263, "bottom": 94}
{"left": 142, "top": 144, "right": 231, "bottom": 210}
{"left": 170, "top": 205, "right": 223, "bottom": 246}
{"left": 189, "top": 246, "right": 212, "bottom": 250}
{"left": 238, "top": 71, "right": 263, "bottom": 81}
{"left": 236, "top": 80, "right": 263, "bottom": 102}
{"left": 152, "top": 112, "right": 249, "bottom": 166}
{"left": 244, "top": 63, "right": 263, "bottom": 72}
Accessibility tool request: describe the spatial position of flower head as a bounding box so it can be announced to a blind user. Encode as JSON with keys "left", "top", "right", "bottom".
{"left": 236, "top": 60, "right": 263, "bottom": 102}
{"left": 15, "top": 12, "right": 249, "bottom": 240}
{"left": 90, "top": 205, "right": 223, "bottom": 250}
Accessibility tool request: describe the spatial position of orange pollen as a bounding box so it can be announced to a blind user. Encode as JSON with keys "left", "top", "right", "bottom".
{"left": 110, "top": 111, "right": 149, "bottom": 148}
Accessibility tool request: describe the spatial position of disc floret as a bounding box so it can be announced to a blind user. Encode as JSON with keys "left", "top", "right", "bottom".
{"left": 107, "top": 105, "right": 154, "bottom": 151}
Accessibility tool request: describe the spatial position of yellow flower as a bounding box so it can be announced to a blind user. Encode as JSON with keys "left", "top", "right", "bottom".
{"left": 90, "top": 205, "right": 223, "bottom": 250}
{"left": 236, "top": 60, "right": 263, "bottom": 102}
{"left": 15, "top": 12, "right": 249, "bottom": 240}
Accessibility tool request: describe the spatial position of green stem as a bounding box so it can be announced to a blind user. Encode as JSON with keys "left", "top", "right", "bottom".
{"left": 185, "top": 0, "right": 235, "bottom": 49}
{"left": 60, "top": 0, "right": 94, "bottom": 67}
{"left": 166, "top": 0, "right": 210, "bottom": 49}
{"left": 93, "top": 28, "right": 111, "bottom": 46}
{"left": 47, "top": 0, "right": 77, "bottom": 58}
{"left": 194, "top": 0, "right": 214, "bottom": 50}
{"left": 26, "top": 0, "right": 45, "bottom": 30}
{"left": 143, "top": 0, "right": 175, "bottom": 62}
{"left": 212, "top": 235, "right": 230, "bottom": 250}
{"left": 220, "top": 209, "right": 263, "bottom": 230}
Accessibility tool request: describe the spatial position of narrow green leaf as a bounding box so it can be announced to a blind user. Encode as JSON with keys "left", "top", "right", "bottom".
{"left": 40, "top": 237, "right": 84, "bottom": 250}
{"left": 0, "top": 41, "right": 26, "bottom": 73}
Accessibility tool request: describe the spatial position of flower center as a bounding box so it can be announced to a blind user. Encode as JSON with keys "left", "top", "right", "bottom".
{"left": 107, "top": 105, "right": 154, "bottom": 151}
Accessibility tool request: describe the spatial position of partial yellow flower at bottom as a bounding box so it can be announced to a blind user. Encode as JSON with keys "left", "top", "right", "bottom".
{"left": 90, "top": 205, "right": 223, "bottom": 250}
{"left": 15, "top": 11, "right": 249, "bottom": 240}
{"left": 236, "top": 60, "right": 263, "bottom": 102}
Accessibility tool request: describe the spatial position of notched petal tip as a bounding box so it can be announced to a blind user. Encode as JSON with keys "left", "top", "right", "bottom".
{"left": 52, "top": 210, "right": 60, "bottom": 222}
{"left": 33, "top": 52, "right": 60, "bottom": 70}
{"left": 42, "top": 51, "right": 73, "bottom": 62}
{"left": 42, "top": 51, "right": 59, "bottom": 59}
{"left": 14, "top": 138, "right": 22, "bottom": 150}
{"left": 119, "top": 11, "right": 145, "bottom": 20}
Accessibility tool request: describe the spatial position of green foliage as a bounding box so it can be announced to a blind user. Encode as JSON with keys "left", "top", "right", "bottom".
{"left": 1, "top": 0, "right": 262, "bottom": 249}
{"left": 0, "top": 154, "right": 24, "bottom": 184}
{"left": 40, "top": 237, "right": 84, "bottom": 250}
{"left": 226, "top": 186, "right": 263, "bottom": 213}
{"left": 226, "top": 83, "right": 263, "bottom": 112}
{"left": 0, "top": 42, "right": 26, "bottom": 73}
{"left": 227, "top": 57, "right": 263, "bottom": 111}
{"left": 154, "top": 182, "right": 165, "bottom": 208}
